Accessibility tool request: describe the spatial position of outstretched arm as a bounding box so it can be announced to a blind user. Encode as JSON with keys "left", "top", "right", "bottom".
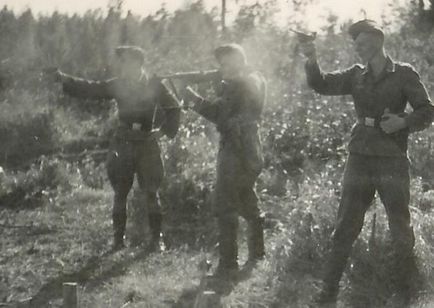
{"left": 56, "top": 71, "right": 115, "bottom": 100}
{"left": 164, "top": 70, "right": 220, "bottom": 84}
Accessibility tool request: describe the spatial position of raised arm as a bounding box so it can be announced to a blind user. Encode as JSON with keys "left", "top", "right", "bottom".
{"left": 299, "top": 40, "right": 356, "bottom": 96}
{"left": 305, "top": 60, "right": 357, "bottom": 96}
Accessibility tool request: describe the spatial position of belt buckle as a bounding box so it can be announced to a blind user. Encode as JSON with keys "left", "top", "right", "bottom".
{"left": 364, "top": 117, "right": 375, "bottom": 127}
{"left": 132, "top": 123, "right": 142, "bottom": 131}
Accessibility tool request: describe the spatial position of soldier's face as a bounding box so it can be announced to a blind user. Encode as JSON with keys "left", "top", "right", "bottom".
{"left": 354, "top": 32, "right": 383, "bottom": 63}
{"left": 218, "top": 54, "right": 244, "bottom": 80}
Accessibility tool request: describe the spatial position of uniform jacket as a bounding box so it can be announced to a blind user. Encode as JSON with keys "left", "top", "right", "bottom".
{"left": 305, "top": 57, "right": 434, "bottom": 156}
{"left": 61, "top": 74, "right": 180, "bottom": 139}
{"left": 192, "top": 68, "right": 267, "bottom": 173}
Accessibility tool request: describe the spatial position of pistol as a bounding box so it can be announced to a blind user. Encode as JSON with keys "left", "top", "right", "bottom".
{"left": 290, "top": 29, "right": 317, "bottom": 43}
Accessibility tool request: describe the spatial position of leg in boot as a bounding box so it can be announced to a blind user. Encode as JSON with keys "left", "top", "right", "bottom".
{"left": 136, "top": 139, "right": 164, "bottom": 252}
{"left": 238, "top": 181, "right": 264, "bottom": 265}
{"left": 377, "top": 157, "right": 416, "bottom": 305}
{"left": 314, "top": 154, "right": 375, "bottom": 305}
{"left": 215, "top": 213, "right": 239, "bottom": 280}
{"left": 112, "top": 191, "right": 129, "bottom": 250}
{"left": 148, "top": 211, "right": 164, "bottom": 252}
{"left": 106, "top": 140, "right": 134, "bottom": 251}
{"left": 146, "top": 189, "right": 164, "bottom": 252}
{"left": 247, "top": 215, "right": 265, "bottom": 262}
{"left": 129, "top": 188, "right": 149, "bottom": 247}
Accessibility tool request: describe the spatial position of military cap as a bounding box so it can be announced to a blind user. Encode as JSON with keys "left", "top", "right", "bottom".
{"left": 115, "top": 45, "right": 145, "bottom": 65}
{"left": 214, "top": 43, "right": 247, "bottom": 64}
{"left": 348, "top": 19, "right": 384, "bottom": 41}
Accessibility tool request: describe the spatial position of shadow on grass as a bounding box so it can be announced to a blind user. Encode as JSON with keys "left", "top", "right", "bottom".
{"left": 27, "top": 246, "right": 153, "bottom": 307}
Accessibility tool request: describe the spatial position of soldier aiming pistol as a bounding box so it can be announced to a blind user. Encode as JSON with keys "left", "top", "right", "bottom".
{"left": 48, "top": 45, "right": 181, "bottom": 251}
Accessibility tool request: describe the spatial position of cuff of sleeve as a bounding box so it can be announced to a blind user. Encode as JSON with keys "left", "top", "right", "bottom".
{"left": 305, "top": 58, "right": 319, "bottom": 69}
{"left": 404, "top": 115, "right": 418, "bottom": 133}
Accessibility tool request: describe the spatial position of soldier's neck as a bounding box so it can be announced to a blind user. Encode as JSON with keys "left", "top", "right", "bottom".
{"left": 368, "top": 50, "right": 387, "bottom": 77}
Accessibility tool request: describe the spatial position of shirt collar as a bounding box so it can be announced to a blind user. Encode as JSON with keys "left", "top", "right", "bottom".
{"left": 362, "top": 56, "right": 396, "bottom": 75}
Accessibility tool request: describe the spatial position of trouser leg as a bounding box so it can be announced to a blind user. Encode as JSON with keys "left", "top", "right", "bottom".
{"left": 107, "top": 140, "right": 134, "bottom": 248}
{"left": 112, "top": 190, "right": 130, "bottom": 244}
{"left": 137, "top": 139, "right": 164, "bottom": 250}
{"left": 247, "top": 215, "right": 265, "bottom": 261}
{"left": 318, "top": 155, "right": 375, "bottom": 303}
{"left": 377, "top": 157, "right": 415, "bottom": 303}
{"left": 217, "top": 213, "right": 239, "bottom": 270}
{"left": 214, "top": 148, "right": 240, "bottom": 273}
{"left": 147, "top": 192, "right": 163, "bottom": 248}
{"left": 239, "top": 179, "right": 264, "bottom": 261}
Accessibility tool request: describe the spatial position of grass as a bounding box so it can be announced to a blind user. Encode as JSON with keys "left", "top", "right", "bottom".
{"left": 1, "top": 160, "right": 433, "bottom": 308}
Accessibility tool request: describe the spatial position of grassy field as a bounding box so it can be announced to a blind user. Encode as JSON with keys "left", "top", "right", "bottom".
{"left": 1, "top": 164, "right": 433, "bottom": 307}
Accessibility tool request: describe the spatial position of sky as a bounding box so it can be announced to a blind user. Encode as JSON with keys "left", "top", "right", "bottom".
{"left": 0, "top": 0, "right": 408, "bottom": 30}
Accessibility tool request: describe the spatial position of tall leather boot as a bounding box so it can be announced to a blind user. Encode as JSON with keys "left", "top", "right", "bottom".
{"left": 247, "top": 216, "right": 265, "bottom": 262}
{"left": 112, "top": 195, "right": 127, "bottom": 251}
{"left": 129, "top": 189, "right": 148, "bottom": 247}
{"left": 313, "top": 243, "right": 351, "bottom": 307}
{"left": 215, "top": 216, "right": 239, "bottom": 280}
{"left": 390, "top": 250, "right": 417, "bottom": 307}
{"left": 148, "top": 212, "right": 164, "bottom": 252}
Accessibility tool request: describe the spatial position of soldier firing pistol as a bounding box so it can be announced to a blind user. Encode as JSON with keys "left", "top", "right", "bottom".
{"left": 46, "top": 46, "right": 181, "bottom": 251}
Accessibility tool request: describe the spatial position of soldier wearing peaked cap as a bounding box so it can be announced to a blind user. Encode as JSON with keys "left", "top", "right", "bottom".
{"left": 299, "top": 19, "right": 434, "bottom": 306}
{"left": 51, "top": 45, "right": 181, "bottom": 251}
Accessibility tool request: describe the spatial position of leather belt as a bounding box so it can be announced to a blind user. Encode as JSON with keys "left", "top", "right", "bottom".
{"left": 132, "top": 123, "right": 142, "bottom": 131}
{"left": 119, "top": 122, "right": 146, "bottom": 131}
{"left": 357, "top": 117, "right": 380, "bottom": 128}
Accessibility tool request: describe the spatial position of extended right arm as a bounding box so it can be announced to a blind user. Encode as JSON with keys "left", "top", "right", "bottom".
{"left": 57, "top": 71, "right": 115, "bottom": 100}
{"left": 164, "top": 70, "right": 220, "bottom": 84}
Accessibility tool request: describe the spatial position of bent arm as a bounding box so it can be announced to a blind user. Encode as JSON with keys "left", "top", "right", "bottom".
{"left": 192, "top": 97, "right": 220, "bottom": 124}
{"left": 305, "top": 60, "right": 356, "bottom": 96}
{"left": 158, "top": 81, "right": 181, "bottom": 139}
{"left": 402, "top": 67, "right": 434, "bottom": 132}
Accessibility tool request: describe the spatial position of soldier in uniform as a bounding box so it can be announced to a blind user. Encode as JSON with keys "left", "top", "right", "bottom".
{"left": 174, "top": 44, "right": 267, "bottom": 278}
{"left": 52, "top": 46, "right": 181, "bottom": 251}
{"left": 299, "top": 20, "right": 434, "bottom": 306}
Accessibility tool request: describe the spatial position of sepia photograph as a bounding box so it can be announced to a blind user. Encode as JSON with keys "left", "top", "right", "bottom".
{"left": 0, "top": 0, "right": 433, "bottom": 307}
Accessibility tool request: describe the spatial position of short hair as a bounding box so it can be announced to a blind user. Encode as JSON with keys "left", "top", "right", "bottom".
{"left": 348, "top": 19, "right": 384, "bottom": 41}
{"left": 214, "top": 43, "right": 247, "bottom": 65}
{"left": 114, "top": 45, "right": 145, "bottom": 66}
